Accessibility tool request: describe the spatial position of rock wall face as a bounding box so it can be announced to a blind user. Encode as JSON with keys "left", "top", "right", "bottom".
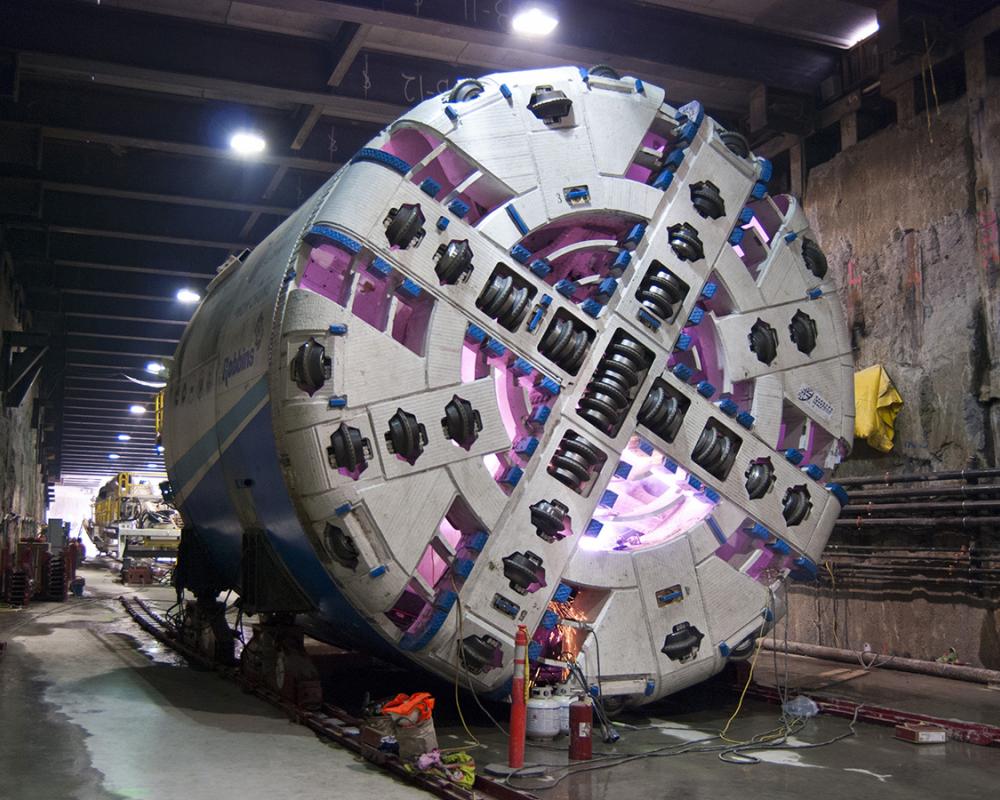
{"left": 787, "top": 72, "right": 1000, "bottom": 668}
{"left": 805, "top": 89, "right": 1000, "bottom": 473}
{"left": 0, "top": 257, "right": 45, "bottom": 549}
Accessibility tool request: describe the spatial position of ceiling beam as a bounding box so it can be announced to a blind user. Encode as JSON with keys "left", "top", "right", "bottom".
{"left": 64, "top": 351, "right": 169, "bottom": 364}
{"left": 239, "top": 163, "right": 293, "bottom": 239}
{"left": 19, "top": 52, "right": 406, "bottom": 124}
{"left": 61, "top": 462, "right": 163, "bottom": 470}
{"left": 62, "top": 427, "right": 159, "bottom": 436}
{"left": 66, "top": 393, "right": 162, "bottom": 402}
{"left": 66, "top": 312, "right": 190, "bottom": 326}
{"left": 288, "top": 21, "right": 374, "bottom": 152}
{"left": 63, "top": 413, "right": 155, "bottom": 422}
{"left": 63, "top": 448, "right": 161, "bottom": 457}
{"left": 40, "top": 126, "right": 342, "bottom": 173}
{"left": 64, "top": 392, "right": 162, "bottom": 402}
{"left": 46, "top": 225, "right": 249, "bottom": 251}
{"left": 62, "top": 289, "right": 196, "bottom": 304}
{"left": 67, "top": 359, "right": 167, "bottom": 370}
{"left": 290, "top": 106, "right": 325, "bottom": 152}
{"left": 89, "top": 0, "right": 760, "bottom": 111}
{"left": 63, "top": 443, "right": 160, "bottom": 450}
{"left": 66, "top": 331, "right": 181, "bottom": 345}
{"left": 64, "top": 429, "right": 159, "bottom": 437}
{"left": 62, "top": 419, "right": 157, "bottom": 429}
{"left": 65, "top": 373, "right": 165, "bottom": 383}
{"left": 362, "top": 30, "right": 749, "bottom": 114}
{"left": 637, "top": 0, "right": 876, "bottom": 49}
{"left": 329, "top": 23, "right": 371, "bottom": 88}
{"left": 56, "top": 259, "right": 215, "bottom": 281}
{"left": 42, "top": 182, "right": 295, "bottom": 216}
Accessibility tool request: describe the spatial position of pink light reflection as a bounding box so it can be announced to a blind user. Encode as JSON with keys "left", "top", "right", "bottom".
{"left": 744, "top": 214, "right": 772, "bottom": 244}
{"left": 587, "top": 436, "right": 715, "bottom": 552}
{"left": 460, "top": 343, "right": 479, "bottom": 383}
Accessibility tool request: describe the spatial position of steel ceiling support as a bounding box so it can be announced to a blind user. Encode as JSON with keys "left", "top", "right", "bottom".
{"left": 42, "top": 182, "right": 296, "bottom": 216}
{"left": 61, "top": 422, "right": 158, "bottom": 431}
{"left": 66, "top": 331, "right": 180, "bottom": 345}
{"left": 1, "top": 330, "right": 49, "bottom": 408}
{"left": 63, "top": 388, "right": 162, "bottom": 398}
{"left": 239, "top": 164, "right": 295, "bottom": 240}
{"left": 67, "top": 347, "right": 175, "bottom": 359}
{"left": 55, "top": 0, "right": 826, "bottom": 110}
{"left": 290, "top": 22, "right": 371, "bottom": 151}
{"left": 44, "top": 225, "right": 249, "bottom": 251}
{"left": 65, "top": 312, "right": 190, "bottom": 326}
{"left": 39, "top": 126, "right": 342, "bottom": 173}
{"left": 66, "top": 376, "right": 159, "bottom": 384}
{"left": 17, "top": 52, "right": 405, "bottom": 124}
{"left": 62, "top": 288, "right": 199, "bottom": 303}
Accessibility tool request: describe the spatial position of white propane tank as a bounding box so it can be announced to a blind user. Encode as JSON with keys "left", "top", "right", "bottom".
{"left": 554, "top": 684, "right": 578, "bottom": 736}
{"left": 526, "top": 687, "right": 563, "bottom": 740}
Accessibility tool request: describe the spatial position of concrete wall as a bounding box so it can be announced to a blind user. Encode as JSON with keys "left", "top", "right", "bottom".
{"left": 786, "top": 62, "right": 1000, "bottom": 667}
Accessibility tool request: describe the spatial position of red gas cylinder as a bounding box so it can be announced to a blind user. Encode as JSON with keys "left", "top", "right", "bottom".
{"left": 568, "top": 699, "right": 593, "bottom": 761}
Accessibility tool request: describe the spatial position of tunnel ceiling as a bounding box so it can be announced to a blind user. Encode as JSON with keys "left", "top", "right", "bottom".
{"left": 0, "top": 0, "right": 987, "bottom": 481}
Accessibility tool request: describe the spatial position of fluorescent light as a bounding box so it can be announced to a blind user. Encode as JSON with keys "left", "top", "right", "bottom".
{"left": 117, "top": 433, "right": 131, "bottom": 441}
{"left": 156, "top": 445, "right": 165, "bottom": 453}
{"left": 229, "top": 130, "right": 266, "bottom": 155}
{"left": 129, "top": 404, "right": 146, "bottom": 415}
{"left": 108, "top": 453, "right": 120, "bottom": 460}
{"left": 146, "top": 463, "right": 159, "bottom": 469}
{"left": 846, "top": 18, "right": 879, "bottom": 46}
{"left": 146, "top": 361, "right": 165, "bottom": 374}
{"left": 511, "top": 6, "right": 558, "bottom": 36}
{"left": 176, "top": 288, "right": 201, "bottom": 304}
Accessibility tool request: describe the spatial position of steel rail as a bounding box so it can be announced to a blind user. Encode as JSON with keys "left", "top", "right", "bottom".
{"left": 118, "top": 597, "right": 537, "bottom": 800}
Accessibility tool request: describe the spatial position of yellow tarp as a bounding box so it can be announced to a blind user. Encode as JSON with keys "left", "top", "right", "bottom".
{"left": 854, "top": 365, "right": 903, "bottom": 452}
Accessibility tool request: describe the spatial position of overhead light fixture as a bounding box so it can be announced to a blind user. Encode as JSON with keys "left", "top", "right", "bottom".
{"left": 146, "top": 361, "right": 165, "bottom": 374}
{"left": 846, "top": 18, "right": 879, "bottom": 47}
{"left": 117, "top": 433, "right": 131, "bottom": 441}
{"left": 129, "top": 404, "right": 146, "bottom": 415}
{"left": 229, "top": 130, "right": 267, "bottom": 156}
{"left": 176, "top": 288, "right": 201, "bottom": 304}
{"left": 146, "top": 463, "right": 159, "bottom": 469}
{"left": 108, "top": 453, "right": 120, "bottom": 460}
{"left": 511, "top": 6, "right": 558, "bottom": 36}
{"left": 156, "top": 444, "right": 165, "bottom": 453}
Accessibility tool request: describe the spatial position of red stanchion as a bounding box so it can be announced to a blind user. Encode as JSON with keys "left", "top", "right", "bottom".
{"left": 508, "top": 624, "right": 528, "bottom": 768}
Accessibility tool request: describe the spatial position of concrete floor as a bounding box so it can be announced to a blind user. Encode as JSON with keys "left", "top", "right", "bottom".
{"left": 2, "top": 560, "right": 998, "bottom": 800}
{"left": 753, "top": 649, "right": 1000, "bottom": 726}
{"left": 478, "top": 692, "right": 1000, "bottom": 799}
{"left": 0, "top": 562, "right": 423, "bottom": 800}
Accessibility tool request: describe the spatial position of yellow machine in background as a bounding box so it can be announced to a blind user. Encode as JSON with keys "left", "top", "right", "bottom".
{"left": 93, "top": 472, "right": 181, "bottom": 560}
{"left": 155, "top": 390, "right": 165, "bottom": 438}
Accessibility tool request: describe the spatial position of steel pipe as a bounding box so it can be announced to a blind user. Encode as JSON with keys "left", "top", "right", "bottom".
{"left": 761, "top": 639, "right": 1000, "bottom": 685}
{"left": 835, "top": 467, "right": 1000, "bottom": 487}
{"left": 824, "top": 563, "right": 1000, "bottom": 575}
{"left": 826, "top": 545, "right": 1000, "bottom": 553}
{"left": 816, "top": 574, "right": 1000, "bottom": 588}
{"left": 843, "top": 500, "right": 1000, "bottom": 514}
{"left": 845, "top": 485, "right": 1000, "bottom": 501}
{"left": 835, "top": 516, "right": 1000, "bottom": 528}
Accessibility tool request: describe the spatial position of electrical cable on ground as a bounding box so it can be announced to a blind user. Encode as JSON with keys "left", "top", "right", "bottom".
{"left": 504, "top": 580, "right": 860, "bottom": 790}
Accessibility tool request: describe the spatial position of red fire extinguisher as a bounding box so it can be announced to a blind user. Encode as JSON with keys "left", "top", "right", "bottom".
{"left": 569, "top": 698, "right": 593, "bottom": 761}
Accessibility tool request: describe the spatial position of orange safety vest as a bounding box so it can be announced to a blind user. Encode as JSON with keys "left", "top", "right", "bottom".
{"left": 382, "top": 691, "right": 435, "bottom": 725}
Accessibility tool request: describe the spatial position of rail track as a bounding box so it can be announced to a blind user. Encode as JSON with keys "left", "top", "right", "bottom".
{"left": 119, "top": 596, "right": 536, "bottom": 800}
